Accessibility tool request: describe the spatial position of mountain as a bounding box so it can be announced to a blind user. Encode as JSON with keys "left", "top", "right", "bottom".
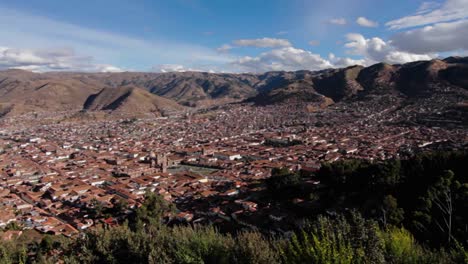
{"left": 251, "top": 58, "right": 468, "bottom": 106}
{"left": 0, "top": 70, "right": 102, "bottom": 117}
{"left": 89, "top": 71, "right": 259, "bottom": 107}
{"left": 0, "top": 57, "right": 467, "bottom": 118}
{"left": 248, "top": 78, "right": 334, "bottom": 110}
{"left": 395, "top": 59, "right": 450, "bottom": 96}
{"left": 312, "top": 65, "right": 364, "bottom": 101}
{"left": 83, "top": 85, "right": 184, "bottom": 117}
{"left": 356, "top": 63, "right": 398, "bottom": 95}
{"left": 440, "top": 58, "right": 468, "bottom": 88}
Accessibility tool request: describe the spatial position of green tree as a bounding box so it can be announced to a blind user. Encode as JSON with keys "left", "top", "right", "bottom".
{"left": 267, "top": 168, "right": 301, "bottom": 192}
{"left": 40, "top": 235, "right": 54, "bottom": 253}
{"left": 132, "top": 192, "right": 175, "bottom": 229}
{"left": 112, "top": 198, "right": 129, "bottom": 216}
{"left": 430, "top": 170, "right": 456, "bottom": 244}
{"left": 88, "top": 198, "right": 104, "bottom": 219}
{"left": 382, "top": 195, "right": 404, "bottom": 226}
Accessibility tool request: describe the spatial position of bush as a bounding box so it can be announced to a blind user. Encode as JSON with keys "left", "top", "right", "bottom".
{"left": 233, "top": 232, "right": 280, "bottom": 264}
{"left": 280, "top": 213, "right": 385, "bottom": 264}
{"left": 381, "top": 227, "right": 422, "bottom": 263}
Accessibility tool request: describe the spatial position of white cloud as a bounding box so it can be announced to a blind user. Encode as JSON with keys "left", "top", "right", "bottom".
{"left": 0, "top": 46, "right": 122, "bottom": 72}
{"left": 233, "top": 38, "right": 292, "bottom": 48}
{"left": 328, "top": 18, "right": 347, "bottom": 25}
{"left": 356, "top": 17, "right": 379, "bottom": 27}
{"left": 217, "top": 37, "right": 292, "bottom": 54}
{"left": 231, "top": 47, "right": 333, "bottom": 72}
{"left": 416, "top": 2, "right": 442, "bottom": 14}
{"left": 391, "top": 19, "right": 468, "bottom": 53}
{"left": 0, "top": 7, "right": 232, "bottom": 71}
{"left": 344, "top": 33, "right": 434, "bottom": 64}
{"left": 153, "top": 31, "right": 442, "bottom": 73}
{"left": 386, "top": 0, "right": 468, "bottom": 29}
{"left": 216, "top": 44, "right": 233, "bottom": 53}
{"left": 328, "top": 53, "right": 366, "bottom": 67}
{"left": 152, "top": 64, "right": 189, "bottom": 73}
{"left": 95, "top": 65, "right": 124, "bottom": 73}
{"left": 153, "top": 45, "right": 371, "bottom": 73}
{"left": 151, "top": 64, "right": 217, "bottom": 73}
{"left": 384, "top": 51, "right": 434, "bottom": 65}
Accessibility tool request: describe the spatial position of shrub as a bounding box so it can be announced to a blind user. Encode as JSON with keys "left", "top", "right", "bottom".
{"left": 280, "top": 213, "right": 385, "bottom": 264}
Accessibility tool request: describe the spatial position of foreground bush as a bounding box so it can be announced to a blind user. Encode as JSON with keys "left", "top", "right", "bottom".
{"left": 280, "top": 213, "right": 385, "bottom": 264}
{"left": 1, "top": 214, "right": 465, "bottom": 263}
{"left": 60, "top": 224, "right": 279, "bottom": 264}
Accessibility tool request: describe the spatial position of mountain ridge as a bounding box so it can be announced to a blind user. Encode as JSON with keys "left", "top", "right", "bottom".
{"left": 0, "top": 57, "right": 467, "bottom": 118}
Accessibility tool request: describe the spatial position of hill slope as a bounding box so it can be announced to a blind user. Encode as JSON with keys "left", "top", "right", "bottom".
{"left": 83, "top": 85, "right": 184, "bottom": 117}
{"left": 0, "top": 70, "right": 102, "bottom": 117}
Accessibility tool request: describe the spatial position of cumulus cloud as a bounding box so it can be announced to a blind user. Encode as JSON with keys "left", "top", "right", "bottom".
{"left": 231, "top": 47, "right": 333, "bottom": 72}
{"left": 344, "top": 33, "right": 434, "bottom": 64}
{"left": 328, "top": 18, "right": 347, "bottom": 25}
{"left": 152, "top": 64, "right": 189, "bottom": 73}
{"left": 95, "top": 65, "right": 125, "bottom": 73}
{"left": 151, "top": 64, "right": 217, "bottom": 73}
{"left": 0, "top": 46, "right": 122, "bottom": 72}
{"left": 154, "top": 45, "right": 372, "bottom": 73}
{"left": 356, "top": 17, "right": 379, "bottom": 27}
{"left": 154, "top": 32, "right": 441, "bottom": 73}
{"left": 328, "top": 53, "right": 366, "bottom": 67}
{"left": 391, "top": 19, "right": 468, "bottom": 54}
{"left": 386, "top": 0, "right": 468, "bottom": 29}
{"left": 233, "top": 38, "right": 292, "bottom": 48}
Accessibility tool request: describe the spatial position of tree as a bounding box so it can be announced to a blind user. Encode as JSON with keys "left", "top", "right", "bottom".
{"left": 430, "top": 170, "right": 456, "bottom": 244}
{"left": 112, "top": 198, "right": 128, "bottom": 216}
{"left": 411, "top": 170, "right": 462, "bottom": 245}
{"left": 381, "top": 195, "right": 404, "bottom": 226}
{"left": 132, "top": 192, "right": 175, "bottom": 229}
{"left": 88, "top": 198, "right": 104, "bottom": 219}
{"left": 40, "top": 235, "right": 54, "bottom": 253}
{"left": 267, "top": 168, "right": 301, "bottom": 192}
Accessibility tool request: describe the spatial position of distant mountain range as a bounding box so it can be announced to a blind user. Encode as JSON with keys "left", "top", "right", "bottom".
{"left": 0, "top": 57, "right": 467, "bottom": 118}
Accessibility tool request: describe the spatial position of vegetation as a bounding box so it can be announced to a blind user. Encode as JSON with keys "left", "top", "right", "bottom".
{"left": 2, "top": 211, "right": 465, "bottom": 263}
{"left": 265, "top": 151, "right": 468, "bottom": 246}
{"left": 315, "top": 151, "right": 468, "bottom": 247}
{"left": 264, "top": 138, "right": 303, "bottom": 147}
{"left": 266, "top": 167, "right": 301, "bottom": 195}
{"left": 0, "top": 151, "right": 467, "bottom": 263}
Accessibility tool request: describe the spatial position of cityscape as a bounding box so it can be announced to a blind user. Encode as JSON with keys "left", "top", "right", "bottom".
{"left": 0, "top": 0, "right": 467, "bottom": 263}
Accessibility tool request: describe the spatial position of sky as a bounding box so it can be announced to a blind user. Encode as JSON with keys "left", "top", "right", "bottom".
{"left": 0, "top": 0, "right": 467, "bottom": 73}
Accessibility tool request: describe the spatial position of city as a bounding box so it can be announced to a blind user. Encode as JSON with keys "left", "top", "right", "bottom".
{"left": 1, "top": 99, "right": 465, "bottom": 237}
{"left": 1, "top": 0, "right": 467, "bottom": 262}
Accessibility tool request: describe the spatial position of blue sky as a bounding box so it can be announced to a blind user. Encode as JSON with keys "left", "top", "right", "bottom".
{"left": 0, "top": 0, "right": 467, "bottom": 72}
